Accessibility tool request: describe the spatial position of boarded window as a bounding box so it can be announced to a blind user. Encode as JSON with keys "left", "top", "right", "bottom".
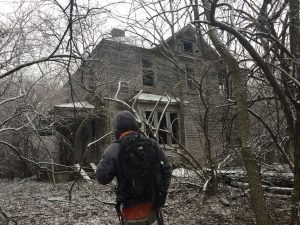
{"left": 142, "top": 58, "right": 154, "bottom": 86}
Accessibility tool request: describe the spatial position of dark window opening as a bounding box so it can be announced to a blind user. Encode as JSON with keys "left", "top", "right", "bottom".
{"left": 170, "top": 113, "right": 179, "bottom": 144}
{"left": 143, "top": 70, "right": 154, "bottom": 86}
{"left": 177, "top": 41, "right": 184, "bottom": 52}
{"left": 142, "top": 58, "right": 154, "bottom": 86}
{"left": 144, "top": 110, "right": 180, "bottom": 145}
{"left": 145, "top": 111, "right": 154, "bottom": 138}
{"left": 142, "top": 58, "right": 152, "bottom": 68}
{"left": 183, "top": 41, "right": 193, "bottom": 53}
{"left": 186, "top": 66, "right": 195, "bottom": 90}
{"left": 218, "top": 70, "right": 226, "bottom": 94}
{"left": 157, "top": 112, "right": 168, "bottom": 144}
{"left": 91, "top": 121, "right": 96, "bottom": 137}
{"left": 145, "top": 111, "right": 153, "bottom": 123}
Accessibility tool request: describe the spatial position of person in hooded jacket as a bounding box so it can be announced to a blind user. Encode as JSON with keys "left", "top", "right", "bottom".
{"left": 96, "top": 110, "right": 172, "bottom": 225}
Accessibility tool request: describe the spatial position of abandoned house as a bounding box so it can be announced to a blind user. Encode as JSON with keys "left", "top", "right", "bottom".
{"left": 50, "top": 24, "right": 227, "bottom": 167}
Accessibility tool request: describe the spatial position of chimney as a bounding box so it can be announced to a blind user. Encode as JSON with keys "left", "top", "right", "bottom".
{"left": 111, "top": 28, "right": 125, "bottom": 38}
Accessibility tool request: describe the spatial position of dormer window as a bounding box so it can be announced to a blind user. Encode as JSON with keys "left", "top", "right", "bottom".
{"left": 142, "top": 58, "right": 154, "bottom": 86}
{"left": 183, "top": 41, "right": 193, "bottom": 53}
{"left": 178, "top": 40, "right": 194, "bottom": 54}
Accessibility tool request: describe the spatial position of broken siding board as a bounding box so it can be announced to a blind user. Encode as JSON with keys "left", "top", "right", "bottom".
{"left": 74, "top": 164, "right": 91, "bottom": 181}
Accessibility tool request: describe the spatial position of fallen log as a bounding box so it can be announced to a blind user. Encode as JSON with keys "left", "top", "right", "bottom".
{"left": 228, "top": 180, "right": 292, "bottom": 195}
{"left": 218, "top": 169, "right": 294, "bottom": 188}
{"left": 263, "top": 186, "right": 292, "bottom": 195}
{"left": 174, "top": 168, "right": 294, "bottom": 194}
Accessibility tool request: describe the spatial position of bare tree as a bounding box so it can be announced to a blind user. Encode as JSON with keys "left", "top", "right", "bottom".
{"left": 0, "top": 0, "right": 116, "bottom": 177}
{"left": 186, "top": 0, "right": 300, "bottom": 224}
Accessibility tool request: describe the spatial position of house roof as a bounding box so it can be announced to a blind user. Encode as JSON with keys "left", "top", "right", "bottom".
{"left": 54, "top": 101, "right": 94, "bottom": 109}
{"left": 164, "top": 24, "right": 196, "bottom": 43}
{"left": 88, "top": 23, "right": 219, "bottom": 64}
{"left": 135, "top": 93, "right": 178, "bottom": 103}
{"left": 99, "top": 24, "right": 198, "bottom": 50}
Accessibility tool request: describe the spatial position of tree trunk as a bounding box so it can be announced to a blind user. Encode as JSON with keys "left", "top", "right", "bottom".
{"left": 289, "top": 0, "right": 300, "bottom": 223}
{"left": 198, "top": 1, "right": 272, "bottom": 224}
{"left": 292, "top": 115, "right": 300, "bottom": 224}
{"left": 192, "top": 0, "right": 217, "bottom": 195}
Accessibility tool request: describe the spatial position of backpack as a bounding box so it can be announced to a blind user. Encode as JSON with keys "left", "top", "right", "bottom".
{"left": 116, "top": 134, "right": 162, "bottom": 206}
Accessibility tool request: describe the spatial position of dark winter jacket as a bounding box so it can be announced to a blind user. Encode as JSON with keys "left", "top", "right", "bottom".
{"left": 96, "top": 110, "right": 172, "bottom": 205}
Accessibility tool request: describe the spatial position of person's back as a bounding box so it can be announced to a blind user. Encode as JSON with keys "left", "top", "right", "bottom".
{"left": 96, "top": 110, "right": 172, "bottom": 225}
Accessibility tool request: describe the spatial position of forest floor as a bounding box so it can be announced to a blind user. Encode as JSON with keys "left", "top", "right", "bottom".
{"left": 0, "top": 175, "right": 291, "bottom": 225}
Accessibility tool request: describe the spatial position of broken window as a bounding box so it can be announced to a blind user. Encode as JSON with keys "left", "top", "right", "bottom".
{"left": 91, "top": 121, "right": 96, "bottom": 137}
{"left": 142, "top": 58, "right": 154, "bottom": 86}
{"left": 183, "top": 41, "right": 193, "bottom": 53}
{"left": 157, "top": 112, "right": 168, "bottom": 144}
{"left": 218, "top": 70, "right": 228, "bottom": 95}
{"left": 144, "top": 110, "right": 180, "bottom": 145}
{"left": 186, "top": 66, "right": 195, "bottom": 90}
{"left": 170, "top": 113, "right": 179, "bottom": 144}
{"left": 144, "top": 111, "right": 155, "bottom": 138}
{"left": 177, "top": 40, "right": 194, "bottom": 53}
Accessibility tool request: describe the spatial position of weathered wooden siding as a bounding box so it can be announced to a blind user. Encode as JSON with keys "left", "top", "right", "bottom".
{"left": 58, "top": 26, "right": 227, "bottom": 165}
{"left": 96, "top": 39, "right": 225, "bottom": 165}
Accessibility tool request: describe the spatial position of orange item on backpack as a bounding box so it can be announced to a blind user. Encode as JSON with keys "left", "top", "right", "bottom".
{"left": 121, "top": 202, "right": 155, "bottom": 220}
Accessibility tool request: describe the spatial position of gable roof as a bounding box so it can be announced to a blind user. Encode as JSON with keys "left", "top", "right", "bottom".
{"left": 164, "top": 24, "right": 197, "bottom": 43}
{"left": 87, "top": 23, "right": 220, "bottom": 61}
{"left": 157, "top": 24, "right": 220, "bottom": 59}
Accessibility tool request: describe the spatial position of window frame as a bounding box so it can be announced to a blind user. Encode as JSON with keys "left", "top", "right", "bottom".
{"left": 141, "top": 58, "right": 155, "bottom": 87}
{"left": 143, "top": 109, "right": 180, "bottom": 146}
{"left": 183, "top": 41, "right": 193, "bottom": 53}
{"left": 177, "top": 40, "right": 194, "bottom": 54}
{"left": 185, "top": 65, "right": 196, "bottom": 91}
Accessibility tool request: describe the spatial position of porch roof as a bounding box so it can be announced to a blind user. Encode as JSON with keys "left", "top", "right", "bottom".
{"left": 136, "top": 93, "right": 178, "bottom": 103}
{"left": 54, "top": 101, "right": 94, "bottom": 109}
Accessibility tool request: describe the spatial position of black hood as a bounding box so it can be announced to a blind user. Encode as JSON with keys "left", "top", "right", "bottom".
{"left": 113, "top": 110, "right": 139, "bottom": 139}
